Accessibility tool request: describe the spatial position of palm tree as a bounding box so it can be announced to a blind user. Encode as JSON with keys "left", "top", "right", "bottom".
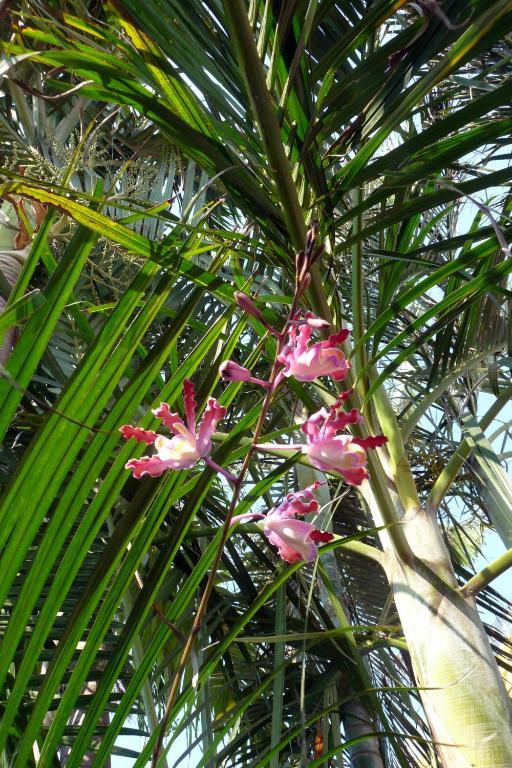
{"left": 1, "top": 1, "right": 512, "bottom": 766}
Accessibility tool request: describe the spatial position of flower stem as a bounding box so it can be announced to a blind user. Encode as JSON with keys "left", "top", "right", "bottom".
{"left": 203, "top": 457, "right": 239, "bottom": 486}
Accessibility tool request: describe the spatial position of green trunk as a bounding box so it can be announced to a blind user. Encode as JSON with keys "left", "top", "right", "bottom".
{"left": 387, "top": 508, "right": 512, "bottom": 768}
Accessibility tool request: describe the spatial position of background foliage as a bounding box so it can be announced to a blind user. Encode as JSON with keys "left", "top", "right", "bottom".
{"left": 1, "top": 0, "right": 512, "bottom": 766}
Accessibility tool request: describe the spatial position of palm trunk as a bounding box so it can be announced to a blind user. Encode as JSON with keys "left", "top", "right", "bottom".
{"left": 385, "top": 506, "right": 512, "bottom": 767}
{"left": 357, "top": 367, "right": 512, "bottom": 768}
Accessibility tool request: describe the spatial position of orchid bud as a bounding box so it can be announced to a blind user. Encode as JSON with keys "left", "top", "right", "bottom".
{"left": 219, "top": 360, "right": 252, "bottom": 382}
{"left": 234, "top": 291, "right": 279, "bottom": 337}
{"left": 288, "top": 315, "right": 330, "bottom": 329}
{"left": 309, "top": 242, "right": 324, "bottom": 266}
{"left": 305, "top": 315, "right": 330, "bottom": 329}
{"left": 295, "top": 249, "right": 306, "bottom": 278}
{"left": 234, "top": 292, "right": 266, "bottom": 323}
{"left": 219, "top": 360, "right": 271, "bottom": 388}
{"left": 305, "top": 220, "right": 320, "bottom": 257}
{"left": 300, "top": 273, "right": 311, "bottom": 292}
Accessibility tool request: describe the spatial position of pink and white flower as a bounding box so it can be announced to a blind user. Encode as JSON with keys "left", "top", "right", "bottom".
{"left": 257, "top": 392, "right": 387, "bottom": 486}
{"left": 302, "top": 398, "right": 388, "bottom": 484}
{"left": 231, "top": 484, "right": 334, "bottom": 563}
{"left": 278, "top": 316, "right": 350, "bottom": 382}
{"left": 262, "top": 485, "right": 334, "bottom": 562}
{"left": 120, "top": 379, "right": 226, "bottom": 478}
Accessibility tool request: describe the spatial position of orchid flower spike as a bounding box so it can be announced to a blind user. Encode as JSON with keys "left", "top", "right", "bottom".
{"left": 231, "top": 483, "right": 333, "bottom": 563}
{"left": 120, "top": 379, "right": 226, "bottom": 478}
{"left": 278, "top": 316, "right": 350, "bottom": 382}
{"left": 295, "top": 222, "right": 324, "bottom": 294}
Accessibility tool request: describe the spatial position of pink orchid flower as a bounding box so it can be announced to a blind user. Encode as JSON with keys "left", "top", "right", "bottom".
{"left": 120, "top": 379, "right": 226, "bottom": 478}
{"left": 231, "top": 484, "right": 334, "bottom": 563}
{"left": 258, "top": 392, "right": 387, "bottom": 486}
{"left": 302, "top": 397, "right": 387, "bottom": 484}
{"left": 277, "top": 316, "right": 350, "bottom": 382}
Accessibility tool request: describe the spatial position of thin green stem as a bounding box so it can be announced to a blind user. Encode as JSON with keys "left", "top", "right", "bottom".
{"left": 360, "top": 638, "right": 408, "bottom": 656}
{"left": 351, "top": 186, "right": 368, "bottom": 397}
{"left": 370, "top": 377, "right": 421, "bottom": 514}
{"left": 203, "top": 457, "right": 238, "bottom": 485}
{"left": 461, "top": 546, "right": 512, "bottom": 598}
{"left": 363, "top": 450, "right": 415, "bottom": 565}
{"left": 427, "top": 383, "right": 512, "bottom": 513}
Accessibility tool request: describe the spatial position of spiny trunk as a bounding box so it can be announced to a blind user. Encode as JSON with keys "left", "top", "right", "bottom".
{"left": 342, "top": 698, "right": 386, "bottom": 768}
{"left": 386, "top": 507, "right": 512, "bottom": 768}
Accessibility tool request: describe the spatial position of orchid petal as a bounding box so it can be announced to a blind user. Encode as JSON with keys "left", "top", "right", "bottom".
{"left": 329, "top": 408, "right": 363, "bottom": 430}
{"left": 152, "top": 403, "right": 185, "bottom": 433}
{"left": 340, "top": 467, "right": 369, "bottom": 485}
{"left": 127, "top": 382, "right": 226, "bottom": 479}
{"left": 323, "top": 328, "right": 350, "bottom": 346}
{"left": 183, "top": 379, "right": 197, "bottom": 432}
{"left": 196, "top": 398, "right": 227, "bottom": 456}
{"left": 304, "top": 314, "right": 331, "bottom": 329}
{"left": 278, "top": 321, "right": 350, "bottom": 382}
{"left": 310, "top": 530, "right": 335, "bottom": 543}
{"left": 301, "top": 408, "right": 329, "bottom": 439}
{"left": 154, "top": 434, "right": 200, "bottom": 468}
{"left": 336, "top": 388, "right": 354, "bottom": 402}
{"left": 352, "top": 435, "right": 388, "bottom": 449}
{"left": 125, "top": 455, "right": 177, "bottom": 478}
{"left": 304, "top": 436, "right": 368, "bottom": 484}
{"left": 119, "top": 425, "right": 157, "bottom": 444}
{"left": 264, "top": 517, "right": 318, "bottom": 562}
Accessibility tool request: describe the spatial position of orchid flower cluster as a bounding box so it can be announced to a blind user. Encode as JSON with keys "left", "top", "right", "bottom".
{"left": 120, "top": 232, "right": 387, "bottom": 564}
